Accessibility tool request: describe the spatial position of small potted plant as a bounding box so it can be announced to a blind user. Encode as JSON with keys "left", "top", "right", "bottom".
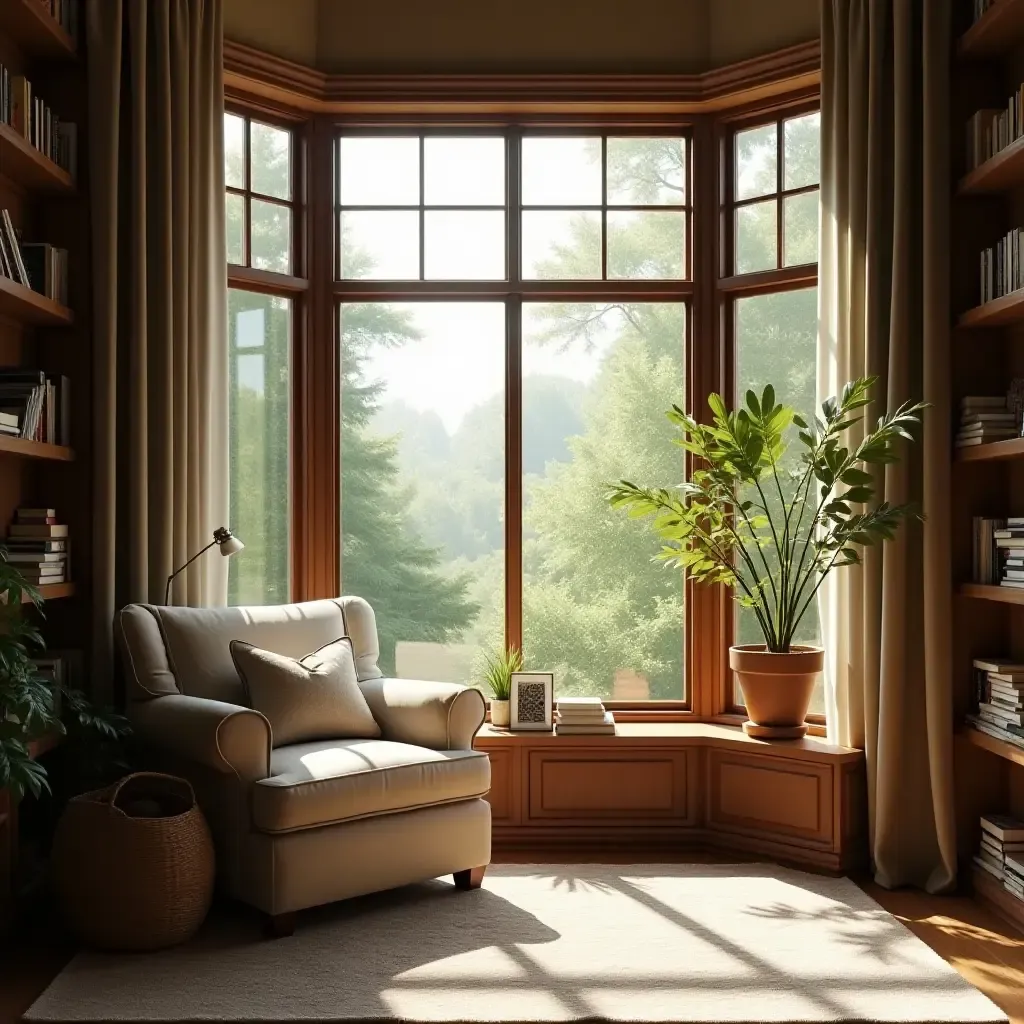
{"left": 484, "top": 645, "right": 522, "bottom": 729}
{"left": 608, "top": 377, "right": 924, "bottom": 738}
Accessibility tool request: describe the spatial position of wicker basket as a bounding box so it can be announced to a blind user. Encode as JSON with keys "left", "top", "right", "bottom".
{"left": 52, "top": 772, "right": 215, "bottom": 951}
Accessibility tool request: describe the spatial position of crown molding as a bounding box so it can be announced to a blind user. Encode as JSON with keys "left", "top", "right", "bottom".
{"left": 224, "top": 39, "right": 820, "bottom": 117}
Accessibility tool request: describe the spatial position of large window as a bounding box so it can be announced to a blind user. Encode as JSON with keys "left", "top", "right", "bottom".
{"left": 225, "top": 111, "right": 298, "bottom": 605}
{"left": 224, "top": 96, "right": 820, "bottom": 718}
{"left": 725, "top": 107, "right": 822, "bottom": 717}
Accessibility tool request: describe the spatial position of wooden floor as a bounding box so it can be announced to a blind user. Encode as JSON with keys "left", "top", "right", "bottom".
{"left": 2, "top": 857, "right": 1023, "bottom": 1024}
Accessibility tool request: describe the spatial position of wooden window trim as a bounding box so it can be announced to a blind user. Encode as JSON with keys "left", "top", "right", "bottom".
{"left": 225, "top": 47, "right": 821, "bottom": 725}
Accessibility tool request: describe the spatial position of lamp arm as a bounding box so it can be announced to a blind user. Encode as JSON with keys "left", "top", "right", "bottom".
{"left": 164, "top": 539, "right": 219, "bottom": 605}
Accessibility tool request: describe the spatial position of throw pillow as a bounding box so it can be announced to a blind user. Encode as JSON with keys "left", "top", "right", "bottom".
{"left": 229, "top": 637, "right": 381, "bottom": 747}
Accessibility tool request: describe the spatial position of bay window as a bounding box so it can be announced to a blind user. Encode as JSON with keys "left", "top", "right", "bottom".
{"left": 224, "top": 91, "right": 820, "bottom": 719}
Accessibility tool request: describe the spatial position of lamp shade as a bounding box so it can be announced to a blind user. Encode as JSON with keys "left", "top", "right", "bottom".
{"left": 213, "top": 526, "right": 243, "bottom": 557}
{"left": 220, "top": 535, "right": 244, "bottom": 557}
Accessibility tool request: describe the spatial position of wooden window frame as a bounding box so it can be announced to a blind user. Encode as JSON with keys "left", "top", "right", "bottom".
{"left": 224, "top": 57, "right": 821, "bottom": 727}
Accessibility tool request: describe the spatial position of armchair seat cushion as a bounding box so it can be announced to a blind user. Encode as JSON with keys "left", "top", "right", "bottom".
{"left": 251, "top": 739, "right": 490, "bottom": 834}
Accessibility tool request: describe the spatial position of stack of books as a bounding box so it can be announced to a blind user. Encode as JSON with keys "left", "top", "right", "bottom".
{"left": 956, "top": 396, "right": 1020, "bottom": 448}
{"left": 4, "top": 508, "right": 69, "bottom": 586}
{"left": 0, "top": 368, "right": 70, "bottom": 445}
{"left": 0, "top": 66, "right": 78, "bottom": 178}
{"left": 974, "top": 814, "right": 1024, "bottom": 905}
{"left": 967, "top": 89, "right": 1024, "bottom": 172}
{"left": 554, "top": 697, "right": 616, "bottom": 735}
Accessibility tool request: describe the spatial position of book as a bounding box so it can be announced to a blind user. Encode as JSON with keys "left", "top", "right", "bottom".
{"left": 974, "top": 658, "right": 1024, "bottom": 673}
{"left": 16, "top": 508, "right": 56, "bottom": 519}
{"left": 8, "top": 524, "right": 68, "bottom": 538}
{"left": 989, "top": 672, "right": 1024, "bottom": 683}
{"left": 980, "top": 702, "right": 1024, "bottom": 725}
{"left": 3, "top": 552, "right": 66, "bottom": 564}
{"left": 3, "top": 539, "right": 65, "bottom": 553}
{"left": 973, "top": 854, "right": 1003, "bottom": 880}
{"left": 978, "top": 848, "right": 1004, "bottom": 872}
{"left": 962, "top": 395, "right": 1008, "bottom": 409}
{"left": 982, "top": 814, "right": 1024, "bottom": 842}
{"left": 554, "top": 711, "right": 616, "bottom": 734}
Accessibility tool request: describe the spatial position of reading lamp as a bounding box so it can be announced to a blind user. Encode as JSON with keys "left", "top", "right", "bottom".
{"left": 164, "top": 527, "right": 244, "bottom": 605}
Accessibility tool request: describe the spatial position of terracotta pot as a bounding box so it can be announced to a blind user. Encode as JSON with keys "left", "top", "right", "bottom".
{"left": 490, "top": 699, "right": 510, "bottom": 728}
{"left": 729, "top": 644, "right": 824, "bottom": 739}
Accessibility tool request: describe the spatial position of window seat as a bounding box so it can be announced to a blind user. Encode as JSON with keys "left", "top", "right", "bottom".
{"left": 473, "top": 722, "right": 865, "bottom": 871}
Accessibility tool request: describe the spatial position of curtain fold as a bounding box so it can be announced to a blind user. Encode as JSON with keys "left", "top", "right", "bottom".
{"left": 818, "top": 0, "right": 956, "bottom": 891}
{"left": 87, "top": 0, "right": 228, "bottom": 698}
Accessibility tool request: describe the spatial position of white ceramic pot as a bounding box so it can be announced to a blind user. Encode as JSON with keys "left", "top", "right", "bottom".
{"left": 490, "top": 699, "right": 510, "bottom": 728}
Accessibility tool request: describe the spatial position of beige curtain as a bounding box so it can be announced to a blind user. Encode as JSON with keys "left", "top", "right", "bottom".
{"left": 818, "top": 0, "right": 956, "bottom": 891}
{"left": 87, "top": 0, "right": 228, "bottom": 697}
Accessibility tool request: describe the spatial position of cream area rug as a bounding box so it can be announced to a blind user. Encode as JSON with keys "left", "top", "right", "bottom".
{"left": 26, "top": 864, "right": 1006, "bottom": 1024}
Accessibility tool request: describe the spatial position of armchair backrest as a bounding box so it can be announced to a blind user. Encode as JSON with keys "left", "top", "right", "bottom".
{"left": 116, "top": 597, "right": 383, "bottom": 706}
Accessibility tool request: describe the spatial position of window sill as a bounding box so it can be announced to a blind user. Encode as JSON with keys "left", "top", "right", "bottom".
{"left": 474, "top": 720, "right": 862, "bottom": 764}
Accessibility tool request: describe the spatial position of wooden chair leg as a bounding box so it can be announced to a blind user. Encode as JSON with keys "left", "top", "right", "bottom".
{"left": 453, "top": 865, "right": 487, "bottom": 890}
{"left": 265, "top": 911, "right": 296, "bottom": 938}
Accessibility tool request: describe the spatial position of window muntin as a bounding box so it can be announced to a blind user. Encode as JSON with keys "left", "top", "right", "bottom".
{"left": 224, "top": 112, "right": 295, "bottom": 273}
{"left": 337, "top": 134, "right": 507, "bottom": 281}
{"left": 731, "top": 111, "right": 820, "bottom": 276}
{"left": 521, "top": 135, "right": 689, "bottom": 281}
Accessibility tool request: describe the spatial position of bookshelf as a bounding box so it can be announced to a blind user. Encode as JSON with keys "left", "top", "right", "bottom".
{"left": 0, "top": 1, "right": 85, "bottom": 935}
{"left": 954, "top": 2, "right": 1024, "bottom": 931}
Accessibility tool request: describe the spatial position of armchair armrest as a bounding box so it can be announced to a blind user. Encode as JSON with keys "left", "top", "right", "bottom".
{"left": 129, "top": 694, "right": 271, "bottom": 782}
{"left": 358, "top": 678, "right": 485, "bottom": 750}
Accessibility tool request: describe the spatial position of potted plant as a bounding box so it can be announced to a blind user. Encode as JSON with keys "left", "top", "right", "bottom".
{"left": 483, "top": 645, "right": 522, "bottom": 728}
{"left": 608, "top": 377, "right": 925, "bottom": 738}
{"left": 0, "top": 555, "right": 129, "bottom": 802}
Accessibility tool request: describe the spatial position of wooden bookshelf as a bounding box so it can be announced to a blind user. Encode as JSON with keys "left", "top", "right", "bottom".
{"left": 958, "top": 289, "right": 1024, "bottom": 327}
{"left": 958, "top": 582, "right": 1024, "bottom": 605}
{"left": 0, "top": 0, "right": 75, "bottom": 61}
{"left": 959, "top": 726, "right": 1024, "bottom": 768}
{"left": 956, "top": 436, "right": 1024, "bottom": 462}
{"left": 971, "top": 863, "right": 1024, "bottom": 932}
{"left": 960, "top": 135, "right": 1024, "bottom": 194}
{"left": 0, "top": 435, "right": 72, "bottom": 462}
{"left": 960, "top": 0, "right": 1024, "bottom": 59}
{"left": 30, "top": 582, "right": 73, "bottom": 603}
{"left": 0, "top": 274, "right": 72, "bottom": 327}
{"left": 0, "top": 122, "right": 74, "bottom": 194}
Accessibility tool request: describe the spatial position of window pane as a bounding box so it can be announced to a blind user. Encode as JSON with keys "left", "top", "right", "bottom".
{"left": 784, "top": 112, "right": 821, "bottom": 190}
{"left": 522, "top": 210, "right": 601, "bottom": 279}
{"left": 735, "top": 123, "right": 777, "bottom": 201}
{"left": 425, "top": 211, "right": 505, "bottom": 280}
{"left": 226, "top": 193, "right": 245, "bottom": 265}
{"left": 250, "top": 122, "right": 291, "bottom": 200}
{"left": 425, "top": 137, "right": 505, "bottom": 206}
{"left": 733, "top": 287, "right": 821, "bottom": 714}
{"left": 607, "top": 211, "right": 685, "bottom": 279}
{"left": 339, "top": 211, "right": 419, "bottom": 279}
{"left": 339, "top": 137, "right": 419, "bottom": 206}
{"left": 228, "top": 290, "right": 291, "bottom": 606}
{"left": 522, "top": 303, "right": 686, "bottom": 701}
{"left": 735, "top": 200, "right": 777, "bottom": 274}
{"left": 522, "top": 137, "right": 602, "bottom": 206}
{"left": 224, "top": 113, "right": 245, "bottom": 189}
{"left": 606, "top": 138, "right": 686, "bottom": 205}
{"left": 783, "top": 191, "right": 818, "bottom": 267}
{"left": 250, "top": 199, "right": 291, "bottom": 273}
{"left": 339, "top": 302, "right": 505, "bottom": 685}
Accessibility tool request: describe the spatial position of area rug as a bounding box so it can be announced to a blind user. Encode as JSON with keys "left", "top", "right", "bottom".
{"left": 25, "top": 864, "right": 1006, "bottom": 1024}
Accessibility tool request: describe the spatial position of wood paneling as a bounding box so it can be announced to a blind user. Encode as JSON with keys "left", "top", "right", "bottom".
{"left": 707, "top": 749, "right": 832, "bottom": 846}
{"left": 483, "top": 746, "right": 516, "bottom": 824}
{"left": 528, "top": 749, "right": 692, "bottom": 823}
{"left": 474, "top": 725, "right": 864, "bottom": 869}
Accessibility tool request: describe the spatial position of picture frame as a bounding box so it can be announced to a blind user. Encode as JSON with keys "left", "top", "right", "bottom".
{"left": 509, "top": 671, "right": 554, "bottom": 731}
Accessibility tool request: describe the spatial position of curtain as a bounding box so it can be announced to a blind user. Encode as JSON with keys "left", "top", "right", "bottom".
{"left": 87, "top": 0, "right": 228, "bottom": 698}
{"left": 818, "top": 0, "right": 956, "bottom": 891}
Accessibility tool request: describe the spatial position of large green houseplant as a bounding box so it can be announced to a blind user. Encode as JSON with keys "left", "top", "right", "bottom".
{"left": 608, "top": 377, "right": 925, "bottom": 737}
{"left": 0, "top": 557, "right": 127, "bottom": 801}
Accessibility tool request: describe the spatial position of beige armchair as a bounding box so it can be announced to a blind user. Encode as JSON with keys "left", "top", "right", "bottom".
{"left": 116, "top": 597, "right": 491, "bottom": 935}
